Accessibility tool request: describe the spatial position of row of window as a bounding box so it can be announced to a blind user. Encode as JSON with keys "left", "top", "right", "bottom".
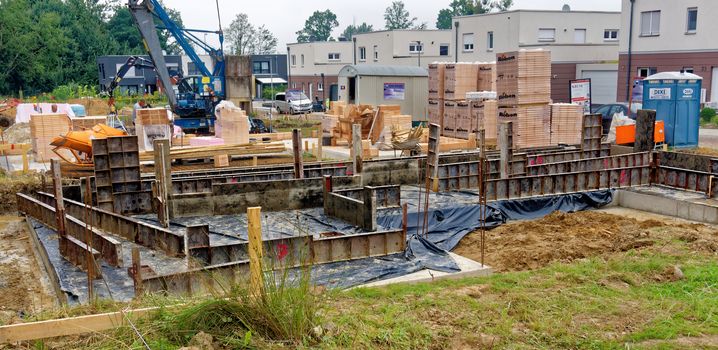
{"left": 290, "top": 52, "right": 342, "bottom": 67}
{"left": 640, "top": 7, "right": 698, "bottom": 37}
{"left": 461, "top": 27, "right": 618, "bottom": 52}
{"left": 287, "top": 82, "right": 324, "bottom": 91}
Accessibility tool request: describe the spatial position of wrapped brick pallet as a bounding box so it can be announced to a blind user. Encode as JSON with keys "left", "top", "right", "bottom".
{"left": 498, "top": 104, "right": 551, "bottom": 148}
{"left": 550, "top": 103, "right": 583, "bottom": 145}
{"left": 135, "top": 108, "right": 171, "bottom": 151}
{"left": 428, "top": 99, "right": 444, "bottom": 130}
{"left": 428, "top": 63, "right": 446, "bottom": 100}
{"left": 443, "top": 100, "right": 458, "bottom": 138}
{"left": 444, "top": 63, "right": 479, "bottom": 100}
{"left": 470, "top": 99, "right": 498, "bottom": 141}
{"left": 454, "top": 101, "right": 472, "bottom": 140}
{"left": 496, "top": 50, "right": 551, "bottom": 106}
{"left": 215, "top": 101, "right": 250, "bottom": 145}
{"left": 477, "top": 63, "right": 496, "bottom": 92}
{"left": 30, "top": 114, "right": 72, "bottom": 161}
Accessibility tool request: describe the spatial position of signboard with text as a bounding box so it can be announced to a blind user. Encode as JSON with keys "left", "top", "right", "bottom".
{"left": 570, "top": 79, "right": 592, "bottom": 114}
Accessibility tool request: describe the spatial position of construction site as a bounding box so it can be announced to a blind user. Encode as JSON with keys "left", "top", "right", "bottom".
{"left": 0, "top": 0, "right": 717, "bottom": 349}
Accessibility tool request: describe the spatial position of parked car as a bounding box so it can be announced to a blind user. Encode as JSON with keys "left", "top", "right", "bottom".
{"left": 592, "top": 103, "right": 639, "bottom": 135}
{"left": 274, "top": 90, "right": 312, "bottom": 114}
{"left": 249, "top": 118, "right": 271, "bottom": 134}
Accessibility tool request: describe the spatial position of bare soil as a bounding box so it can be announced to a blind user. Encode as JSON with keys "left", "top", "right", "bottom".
{"left": 454, "top": 210, "right": 718, "bottom": 272}
{"left": 0, "top": 174, "right": 43, "bottom": 214}
{"left": 0, "top": 215, "right": 57, "bottom": 324}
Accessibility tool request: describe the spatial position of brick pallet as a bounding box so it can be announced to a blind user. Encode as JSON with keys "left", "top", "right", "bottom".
{"left": 550, "top": 103, "right": 583, "bottom": 145}
{"left": 428, "top": 63, "right": 445, "bottom": 100}
{"left": 442, "top": 100, "right": 458, "bottom": 138}
{"left": 428, "top": 99, "right": 444, "bottom": 130}
{"left": 496, "top": 50, "right": 551, "bottom": 106}
{"left": 30, "top": 114, "right": 72, "bottom": 161}
{"left": 215, "top": 103, "right": 250, "bottom": 145}
{"left": 135, "top": 108, "right": 171, "bottom": 152}
{"left": 454, "top": 101, "right": 472, "bottom": 140}
{"left": 444, "top": 63, "right": 479, "bottom": 100}
{"left": 498, "top": 104, "right": 551, "bottom": 148}
{"left": 470, "top": 99, "right": 498, "bottom": 141}
{"left": 477, "top": 63, "right": 496, "bottom": 92}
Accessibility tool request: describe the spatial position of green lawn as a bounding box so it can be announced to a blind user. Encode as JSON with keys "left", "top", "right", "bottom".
{"left": 24, "top": 216, "right": 718, "bottom": 350}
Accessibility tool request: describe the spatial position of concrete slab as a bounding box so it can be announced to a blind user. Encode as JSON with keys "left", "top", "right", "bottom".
{"left": 355, "top": 253, "right": 493, "bottom": 288}
{"left": 616, "top": 186, "right": 718, "bottom": 224}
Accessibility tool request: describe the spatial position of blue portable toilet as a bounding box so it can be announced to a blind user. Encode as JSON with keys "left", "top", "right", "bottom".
{"left": 642, "top": 72, "right": 702, "bottom": 148}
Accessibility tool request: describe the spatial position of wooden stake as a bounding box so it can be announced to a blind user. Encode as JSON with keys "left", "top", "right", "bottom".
{"left": 498, "top": 122, "right": 512, "bottom": 179}
{"left": 317, "top": 132, "right": 323, "bottom": 160}
{"left": 352, "top": 124, "right": 363, "bottom": 174}
{"left": 252, "top": 155, "right": 258, "bottom": 167}
{"left": 247, "top": 207, "right": 264, "bottom": 296}
{"left": 153, "top": 139, "right": 171, "bottom": 226}
{"left": 292, "top": 129, "right": 304, "bottom": 179}
{"left": 131, "top": 247, "right": 143, "bottom": 297}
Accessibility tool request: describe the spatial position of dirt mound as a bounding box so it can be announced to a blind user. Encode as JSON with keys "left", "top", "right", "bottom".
{"left": 3, "top": 122, "right": 30, "bottom": 144}
{"left": 455, "top": 211, "right": 663, "bottom": 272}
{"left": 0, "top": 174, "right": 44, "bottom": 214}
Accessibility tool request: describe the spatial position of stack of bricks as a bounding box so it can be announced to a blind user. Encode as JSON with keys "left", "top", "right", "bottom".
{"left": 428, "top": 99, "right": 444, "bottom": 130}
{"left": 477, "top": 63, "right": 496, "bottom": 92}
{"left": 135, "top": 108, "right": 171, "bottom": 151}
{"left": 550, "top": 103, "right": 584, "bottom": 145}
{"left": 428, "top": 63, "right": 445, "bottom": 132}
{"left": 454, "top": 101, "right": 472, "bottom": 140}
{"left": 215, "top": 103, "right": 250, "bottom": 145}
{"left": 444, "top": 63, "right": 479, "bottom": 100}
{"left": 470, "top": 99, "right": 498, "bottom": 142}
{"left": 442, "top": 100, "right": 458, "bottom": 138}
{"left": 496, "top": 49, "right": 552, "bottom": 148}
{"left": 29, "top": 114, "right": 72, "bottom": 161}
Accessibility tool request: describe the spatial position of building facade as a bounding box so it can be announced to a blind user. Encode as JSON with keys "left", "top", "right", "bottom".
{"left": 453, "top": 9, "right": 621, "bottom": 104}
{"left": 351, "top": 30, "right": 453, "bottom": 68}
{"left": 250, "top": 54, "right": 288, "bottom": 99}
{"left": 286, "top": 41, "right": 353, "bottom": 101}
{"left": 617, "top": 0, "right": 718, "bottom": 103}
{"left": 97, "top": 55, "right": 182, "bottom": 95}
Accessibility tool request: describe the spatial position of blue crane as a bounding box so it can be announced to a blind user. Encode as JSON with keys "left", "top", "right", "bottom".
{"left": 127, "top": 0, "right": 225, "bottom": 132}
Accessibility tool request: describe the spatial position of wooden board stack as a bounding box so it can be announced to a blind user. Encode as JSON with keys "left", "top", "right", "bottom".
{"left": 444, "top": 63, "right": 479, "bottom": 100}
{"left": 29, "top": 114, "right": 72, "bottom": 161}
{"left": 428, "top": 63, "right": 445, "bottom": 100}
{"left": 550, "top": 103, "right": 584, "bottom": 145}
{"left": 215, "top": 103, "right": 250, "bottom": 145}
{"left": 135, "top": 108, "right": 171, "bottom": 151}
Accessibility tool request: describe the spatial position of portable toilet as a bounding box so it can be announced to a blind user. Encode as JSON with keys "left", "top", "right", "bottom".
{"left": 642, "top": 72, "right": 702, "bottom": 148}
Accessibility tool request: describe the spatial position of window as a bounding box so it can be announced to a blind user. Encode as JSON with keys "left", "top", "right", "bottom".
{"left": 328, "top": 53, "right": 340, "bottom": 61}
{"left": 409, "top": 43, "right": 423, "bottom": 53}
{"left": 686, "top": 7, "right": 698, "bottom": 33}
{"left": 252, "top": 61, "right": 270, "bottom": 74}
{"left": 373, "top": 45, "right": 378, "bottom": 61}
{"left": 638, "top": 67, "right": 657, "bottom": 78}
{"left": 574, "top": 29, "right": 586, "bottom": 43}
{"left": 439, "top": 44, "right": 449, "bottom": 56}
{"left": 318, "top": 83, "right": 324, "bottom": 91}
{"left": 116, "top": 63, "right": 137, "bottom": 77}
{"left": 640, "top": 11, "right": 660, "bottom": 36}
{"left": 291, "top": 55, "right": 296, "bottom": 66}
{"left": 487, "top": 31, "right": 494, "bottom": 50}
{"left": 300, "top": 54, "right": 305, "bottom": 66}
{"left": 604, "top": 29, "right": 619, "bottom": 41}
{"left": 462, "top": 33, "right": 474, "bottom": 52}
{"left": 538, "top": 28, "right": 555, "bottom": 42}
{"left": 683, "top": 67, "right": 694, "bottom": 74}
{"left": 359, "top": 47, "right": 366, "bottom": 61}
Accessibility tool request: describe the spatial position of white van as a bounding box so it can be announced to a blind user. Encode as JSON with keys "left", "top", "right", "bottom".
{"left": 274, "top": 90, "right": 312, "bottom": 114}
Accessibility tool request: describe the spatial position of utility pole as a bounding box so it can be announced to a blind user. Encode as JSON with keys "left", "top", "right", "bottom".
{"left": 416, "top": 41, "right": 422, "bottom": 67}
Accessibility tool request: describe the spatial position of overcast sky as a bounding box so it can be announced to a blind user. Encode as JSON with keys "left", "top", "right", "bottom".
{"left": 163, "top": 0, "right": 621, "bottom": 52}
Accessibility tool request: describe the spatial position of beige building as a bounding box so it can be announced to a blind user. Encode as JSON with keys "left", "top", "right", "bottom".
{"left": 453, "top": 9, "right": 621, "bottom": 103}
{"left": 617, "top": 0, "right": 718, "bottom": 103}
{"left": 352, "top": 30, "right": 452, "bottom": 68}
{"left": 286, "top": 41, "right": 353, "bottom": 100}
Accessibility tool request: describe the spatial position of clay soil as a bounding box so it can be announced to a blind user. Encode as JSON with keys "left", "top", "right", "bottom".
{"left": 454, "top": 210, "right": 718, "bottom": 272}
{"left": 0, "top": 215, "right": 57, "bottom": 324}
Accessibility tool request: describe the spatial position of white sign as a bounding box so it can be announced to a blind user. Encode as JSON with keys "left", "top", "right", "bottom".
{"left": 649, "top": 88, "right": 671, "bottom": 100}
{"left": 570, "top": 79, "right": 591, "bottom": 114}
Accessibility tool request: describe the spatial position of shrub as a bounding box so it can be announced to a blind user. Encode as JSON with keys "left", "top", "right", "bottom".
{"left": 700, "top": 107, "right": 716, "bottom": 123}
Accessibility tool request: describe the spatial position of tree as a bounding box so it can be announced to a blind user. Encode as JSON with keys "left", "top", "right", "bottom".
{"left": 296, "top": 10, "right": 338, "bottom": 42}
{"left": 225, "top": 14, "right": 278, "bottom": 55}
{"left": 436, "top": 0, "right": 513, "bottom": 29}
{"left": 107, "top": 4, "right": 185, "bottom": 55}
{"left": 341, "top": 22, "right": 374, "bottom": 40}
{"left": 384, "top": 1, "right": 416, "bottom": 30}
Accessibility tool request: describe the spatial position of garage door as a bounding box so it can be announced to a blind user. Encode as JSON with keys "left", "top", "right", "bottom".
{"left": 581, "top": 70, "right": 618, "bottom": 105}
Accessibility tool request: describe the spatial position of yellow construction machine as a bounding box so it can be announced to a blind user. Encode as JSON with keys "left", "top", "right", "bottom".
{"left": 50, "top": 124, "right": 127, "bottom": 167}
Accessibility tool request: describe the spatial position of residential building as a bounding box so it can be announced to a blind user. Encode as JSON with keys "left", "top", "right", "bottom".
{"left": 617, "top": 0, "right": 718, "bottom": 103}
{"left": 351, "top": 30, "right": 452, "bottom": 68}
{"left": 250, "top": 54, "right": 288, "bottom": 99}
{"left": 97, "top": 55, "right": 182, "bottom": 95}
{"left": 452, "top": 9, "right": 621, "bottom": 103}
{"left": 286, "top": 41, "right": 353, "bottom": 101}
{"left": 182, "top": 54, "right": 215, "bottom": 76}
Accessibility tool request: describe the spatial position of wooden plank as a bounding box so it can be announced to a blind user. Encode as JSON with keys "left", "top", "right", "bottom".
{"left": 0, "top": 306, "right": 158, "bottom": 343}
{"left": 247, "top": 207, "right": 263, "bottom": 296}
{"left": 292, "top": 129, "right": 304, "bottom": 179}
